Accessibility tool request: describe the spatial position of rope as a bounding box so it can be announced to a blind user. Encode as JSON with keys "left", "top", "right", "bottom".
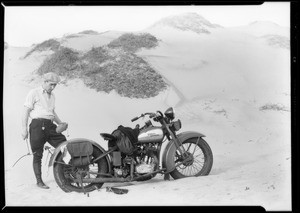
{"left": 12, "top": 139, "right": 35, "bottom": 167}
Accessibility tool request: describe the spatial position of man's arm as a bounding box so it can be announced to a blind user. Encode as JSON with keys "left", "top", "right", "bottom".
{"left": 53, "top": 110, "right": 68, "bottom": 133}
{"left": 21, "top": 106, "right": 31, "bottom": 140}
{"left": 53, "top": 110, "right": 63, "bottom": 125}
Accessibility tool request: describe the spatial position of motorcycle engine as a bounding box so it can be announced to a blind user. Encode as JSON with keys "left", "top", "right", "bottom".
{"left": 135, "top": 160, "right": 155, "bottom": 174}
{"left": 113, "top": 144, "right": 159, "bottom": 178}
{"left": 135, "top": 146, "right": 158, "bottom": 174}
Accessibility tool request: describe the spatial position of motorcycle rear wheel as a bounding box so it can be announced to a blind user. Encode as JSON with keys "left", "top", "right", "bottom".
{"left": 169, "top": 137, "right": 213, "bottom": 179}
{"left": 53, "top": 145, "right": 109, "bottom": 193}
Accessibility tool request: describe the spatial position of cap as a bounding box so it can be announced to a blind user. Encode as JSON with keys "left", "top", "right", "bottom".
{"left": 43, "top": 72, "right": 61, "bottom": 83}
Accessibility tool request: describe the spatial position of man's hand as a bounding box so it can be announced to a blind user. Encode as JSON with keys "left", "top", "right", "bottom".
{"left": 22, "top": 128, "right": 28, "bottom": 140}
{"left": 22, "top": 107, "right": 31, "bottom": 140}
{"left": 56, "top": 122, "right": 68, "bottom": 133}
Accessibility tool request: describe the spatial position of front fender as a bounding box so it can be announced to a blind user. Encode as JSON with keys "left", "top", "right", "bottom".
{"left": 162, "top": 131, "right": 205, "bottom": 170}
{"left": 48, "top": 138, "right": 109, "bottom": 168}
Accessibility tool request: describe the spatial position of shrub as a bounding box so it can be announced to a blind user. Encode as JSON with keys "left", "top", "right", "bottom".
{"left": 24, "top": 39, "right": 61, "bottom": 58}
{"left": 37, "top": 47, "right": 80, "bottom": 78}
{"left": 80, "top": 63, "right": 104, "bottom": 76}
{"left": 65, "top": 34, "right": 82, "bottom": 39}
{"left": 35, "top": 34, "right": 166, "bottom": 98}
{"left": 85, "top": 51, "right": 167, "bottom": 98}
{"left": 261, "top": 35, "right": 290, "bottom": 49}
{"left": 82, "top": 47, "right": 112, "bottom": 64}
{"left": 107, "top": 33, "right": 159, "bottom": 52}
{"left": 79, "top": 30, "right": 99, "bottom": 35}
{"left": 259, "top": 103, "right": 289, "bottom": 112}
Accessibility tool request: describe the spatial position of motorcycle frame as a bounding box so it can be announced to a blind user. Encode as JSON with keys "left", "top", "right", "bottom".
{"left": 159, "top": 117, "right": 186, "bottom": 155}
{"left": 69, "top": 131, "right": 205, "bottom": 184}
{"left": 87, "top": 116, "right": 171, "bottom": 174}
{"left": 48, "top": 115, "right": 207, "bottom": 184}
{"left": 89, "top": 140, "right": 165, "bottom": 179}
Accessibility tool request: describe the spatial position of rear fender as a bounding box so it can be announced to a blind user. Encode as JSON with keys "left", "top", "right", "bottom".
{"left": 48, "top": 138, "right": 111, "bottom": 171}
{"left": 162, "top": 131, "right": 205, "bottom": 169}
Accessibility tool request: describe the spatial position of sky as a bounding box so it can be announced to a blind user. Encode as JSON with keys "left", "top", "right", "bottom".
{"left": 3, "top": 2, "right": 290, "bottom": 47}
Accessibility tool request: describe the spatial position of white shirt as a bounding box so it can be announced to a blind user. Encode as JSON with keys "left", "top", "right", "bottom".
{"left": 24, "top": 86, "right": 56, "bottom": 120}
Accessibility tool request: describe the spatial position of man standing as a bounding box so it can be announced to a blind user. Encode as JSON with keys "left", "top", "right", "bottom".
{"left": 21, "top": 72, "right": 68, "bottom": 189}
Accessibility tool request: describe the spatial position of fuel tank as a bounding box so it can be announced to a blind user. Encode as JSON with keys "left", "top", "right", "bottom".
{"left": 138, "top": 126, "right": 164, "bottom": 143}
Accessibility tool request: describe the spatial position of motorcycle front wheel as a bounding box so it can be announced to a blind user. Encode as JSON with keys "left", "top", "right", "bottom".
{"left": 168, "top": 137, "right": 213, "bottom": 179}
{"left": 53, "top": 145, "right": 109, "bottom": 193}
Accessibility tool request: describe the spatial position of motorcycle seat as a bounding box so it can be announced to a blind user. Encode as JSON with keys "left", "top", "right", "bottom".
{"left": 100, "top": 133, "right": 116, "bottom": 141}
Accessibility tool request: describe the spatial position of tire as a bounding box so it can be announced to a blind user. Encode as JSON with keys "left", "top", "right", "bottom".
{"left": 168, "top": 137, "right": 213, "bottom": 179}
{"left": 53, "top": 145, "right": 109, "bottom": 193}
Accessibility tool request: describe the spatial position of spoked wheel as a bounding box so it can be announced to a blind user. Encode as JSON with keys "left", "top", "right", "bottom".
{"left": 169, "top": 137, "right": 213, "bottom": 179}
{"left": 53, "top": 146, "right": 109, "bottom": 193}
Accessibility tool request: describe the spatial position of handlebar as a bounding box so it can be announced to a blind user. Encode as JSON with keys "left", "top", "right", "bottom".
{"left": 131, "top": 116, "right": 140, "bottom": 122}
{"left": 131, "top": 111, "right": 162, "bottom": 122}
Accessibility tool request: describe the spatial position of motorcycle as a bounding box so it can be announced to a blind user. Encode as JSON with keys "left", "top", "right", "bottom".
{"left": 48, "top": 107, "right": 213, "bottom": 193}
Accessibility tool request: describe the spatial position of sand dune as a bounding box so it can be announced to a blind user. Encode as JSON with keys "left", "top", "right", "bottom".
{"left": 3, "top": 14, "right": 291, "bottom": 210}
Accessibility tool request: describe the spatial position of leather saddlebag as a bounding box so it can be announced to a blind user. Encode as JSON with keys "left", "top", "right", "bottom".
{"left": 67, "top": 141, "right": 93, "bottom": 167}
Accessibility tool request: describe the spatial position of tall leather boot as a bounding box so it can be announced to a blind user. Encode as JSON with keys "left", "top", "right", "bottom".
{"left": 33, "top": 161, "right": 49, "bottom": 189}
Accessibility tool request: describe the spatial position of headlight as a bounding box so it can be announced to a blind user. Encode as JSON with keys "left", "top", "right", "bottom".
{"left": 164, "top": 107, "right": 175, "bottom": 120}
{"left": 171, "top": 119, "right": 181, "bottom": 131}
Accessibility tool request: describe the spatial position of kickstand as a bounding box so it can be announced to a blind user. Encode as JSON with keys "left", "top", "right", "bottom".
{"left": 77, "top": 173, "right": 89, "bottom": 197}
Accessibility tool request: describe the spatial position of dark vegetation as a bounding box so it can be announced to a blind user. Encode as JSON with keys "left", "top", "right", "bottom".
{"left": 24, "top": 39, "right": 61, "bottom": 58}
{"left": 78, "top": 30, "right": 99, "bottom": 35}
{"left": 261, "top": 35, "right": 290, "bottom": 49}
{"left": 37, "top": 47, "right": 81, "bottom": 78}
{"left": 32, "top": 33, "right": 167, "bottom": 98}
{"left": 64, "top": 34, "right": 82, "bottom": 39}
{"left": 259, "top": 103, "right": 289, "bottom": 112}
{"left": 107, "top": 33, "right": 159, "bottom": 52}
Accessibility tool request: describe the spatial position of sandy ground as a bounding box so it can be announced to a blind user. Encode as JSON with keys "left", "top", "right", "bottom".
{"left": 3, "top": 21, "right": 291, "bottom": 210}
